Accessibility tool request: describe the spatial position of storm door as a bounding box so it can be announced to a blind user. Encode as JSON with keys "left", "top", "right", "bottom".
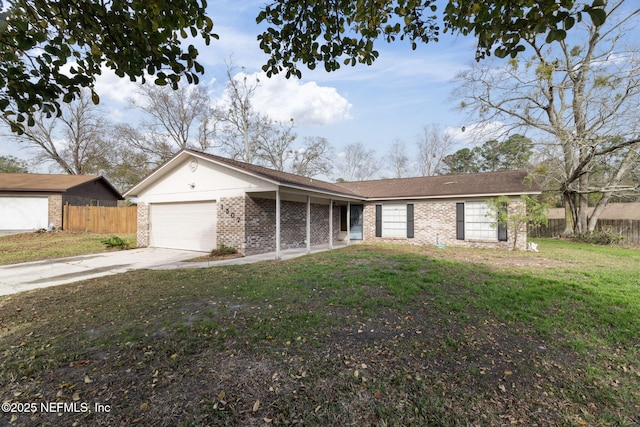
{"left": 349, "top": 204, "right": 363, "bottom": 240}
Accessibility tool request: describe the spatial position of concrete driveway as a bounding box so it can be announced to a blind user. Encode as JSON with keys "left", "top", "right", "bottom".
{"left": 0, "top": 248, "right": 200, "bottom": 296}
{"left": 0, "top": 230, "right": 32, "bottom": 237}
{"left": 0, "top": 244, "right": 344, "bottom": 297}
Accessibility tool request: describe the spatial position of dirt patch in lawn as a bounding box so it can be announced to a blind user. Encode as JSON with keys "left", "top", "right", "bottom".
{"left": 404, "top": 244, "right": 572, "bottom": 271}
{"left": 185, "top": 253, "right": 244, "bottom": 262}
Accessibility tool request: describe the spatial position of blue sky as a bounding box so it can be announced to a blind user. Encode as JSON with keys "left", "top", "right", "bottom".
{"left": 0, "top": 1, "right": 501, "bottom": 174}
{"left": 197, "top": 0, "right": 479, "bottom": 150}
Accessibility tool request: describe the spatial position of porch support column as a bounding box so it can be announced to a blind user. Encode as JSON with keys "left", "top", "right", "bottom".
{"left": 346, "top": 202, "right": 351, "bottom": 245}
{"left": 328, "top": 199, "right": 333, "bottom": 249}
{"left": 306, "top": 195, "right": 311, "bottom": 254}
{"left": 276, "top": 188, "right": 281, "bottom": 260}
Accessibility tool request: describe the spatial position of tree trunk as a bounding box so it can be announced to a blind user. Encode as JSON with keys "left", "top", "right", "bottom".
{"left": 575, "top": 168, "right": 590, "bottom": 233}
{"left": 562, "top": 192, "right": 576, "bottom": 236}
{"left": 588, "top": 192, "right": 611, "bottom": 232}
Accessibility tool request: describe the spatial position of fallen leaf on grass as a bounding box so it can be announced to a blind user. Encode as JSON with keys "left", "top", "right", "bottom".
{"left": 253, "top": 399, "right": 260, "bottom": 412}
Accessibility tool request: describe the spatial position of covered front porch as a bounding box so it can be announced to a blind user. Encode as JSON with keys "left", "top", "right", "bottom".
{"left": 245, "top": 187, "right": 364, "bottom": 259}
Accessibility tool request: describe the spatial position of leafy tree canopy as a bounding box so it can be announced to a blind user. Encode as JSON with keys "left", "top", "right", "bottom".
{"left": 443, "top": 134, "right": 534, "bottom": 174}
{"left": 0, "top": 0, "right": 215, "bottom": 132}
{"left": 0, "top": 155, "right": 28, "bottom": 173}
{"left": 257, "top": 0, "right": 608, "bottom": 77}
{"left": 0, "top": 0, "right": 607, "bottom": 131}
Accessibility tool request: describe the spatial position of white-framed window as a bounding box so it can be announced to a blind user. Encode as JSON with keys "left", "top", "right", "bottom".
{"left": 464, "top": 201, "right": 497, "bottom": 241}
{"left": 382, "top": 204, "right": 407, "bottom": 238}
{"left": 375, "top": 203, "right": 414, "bottom": 238}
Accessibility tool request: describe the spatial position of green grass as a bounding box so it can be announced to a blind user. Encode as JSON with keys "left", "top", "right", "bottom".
{"left": 0, "top": 231, "right": 137, "bottom": 265}
{"left": 0, "top": 239, "right": 639, "bottom": 426}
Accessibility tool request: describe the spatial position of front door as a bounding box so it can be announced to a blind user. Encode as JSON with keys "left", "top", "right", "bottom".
{"left": 349, "top": 204, "right": 363, "bottom": 240}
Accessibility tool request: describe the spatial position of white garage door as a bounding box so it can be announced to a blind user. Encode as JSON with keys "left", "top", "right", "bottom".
{"left": 0, "top": 197, "right": 49, "bottom": 230}
{"left": 150, "top": 201, "right": 217, "bottom": 252}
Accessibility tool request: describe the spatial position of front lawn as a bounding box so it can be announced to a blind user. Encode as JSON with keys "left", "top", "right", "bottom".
{"left": 0, "top": 232, "right": 136, "bottom": 265}
{"left": 0, "top": 240, "right": 638, "bottom": 426}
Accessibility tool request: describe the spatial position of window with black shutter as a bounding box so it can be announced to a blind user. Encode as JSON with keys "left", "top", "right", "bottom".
{"left": 456, "top": 202, "right": 465, "bottom": 240}
{"left": 497, "top": 202, "right": 508, "bottom": 241}
{"left": 375, "top": 204, "right": 382, "bottom": 237}
{"left": 407, "top": 204, "right": 414, "bottom": 238}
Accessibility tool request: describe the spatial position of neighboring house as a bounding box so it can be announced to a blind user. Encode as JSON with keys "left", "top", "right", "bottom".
{"left": 0, "top": 174, "right": 123, "bottom": 230}
{"left": 124, "top": 149, "right": 541, "bottom": 255}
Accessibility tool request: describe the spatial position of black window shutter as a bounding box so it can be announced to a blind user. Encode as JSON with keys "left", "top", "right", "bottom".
{"left": 407, "top": 204, "right": 414, "bottom": 238}
{"left": 456, "top": 203, "right": 465, "bottom": 240}
{"left": 375, "top": 205, "right": 382, "bottom": 237}
{"left": 497, "top": 202, "right": 508, "bottom": 241}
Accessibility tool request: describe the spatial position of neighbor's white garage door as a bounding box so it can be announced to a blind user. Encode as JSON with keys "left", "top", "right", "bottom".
{"left": 150, "top": 201, "right": 217, "bottom": 252}
{"left": 0, "top": 197, "right": 48, "bottom": 230}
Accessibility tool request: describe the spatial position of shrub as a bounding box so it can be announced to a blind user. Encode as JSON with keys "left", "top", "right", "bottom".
{"left": 211, "top": 243, "right": 238, "bottom": 256}
{"left": 101, "top": 235, "right": 131, "bottom": 250}
{"left": 574, "top": 227, "right": 624, "bottom": 245}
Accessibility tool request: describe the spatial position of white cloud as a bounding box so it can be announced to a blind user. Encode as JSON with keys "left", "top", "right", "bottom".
{"left": 93, "top": 68, "right": 145, "bottom": 105}
{"left": 230, "top": 72, "right": 353, "bottom": 126}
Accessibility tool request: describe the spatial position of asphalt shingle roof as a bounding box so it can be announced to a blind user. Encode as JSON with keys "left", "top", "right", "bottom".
{"left": 334, "top": 169, "right": 540, "bottom": 199}
{"left": 0, "top": 173, "right": 123, "bottom": 199}
{"left": 0, "top": 173, "right": 103, "bottom": 192}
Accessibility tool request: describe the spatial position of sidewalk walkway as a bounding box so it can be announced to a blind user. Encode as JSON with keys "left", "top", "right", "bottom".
{"left": 152, "top": 243, "right": 347, "bottom": 270}
{"left": 0, "top": 243, "right": 347, "bottom": 296}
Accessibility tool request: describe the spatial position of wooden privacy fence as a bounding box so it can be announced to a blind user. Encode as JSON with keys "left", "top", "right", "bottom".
{"left": 63, "top": 205, "right": 137, "bottom": 234}
{"left": 529, "top": 218, "right": 640, "bottom": 245}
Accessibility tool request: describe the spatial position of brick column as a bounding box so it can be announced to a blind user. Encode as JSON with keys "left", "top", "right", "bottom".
{"left": 48, "top": 195, "right": 63, "bottom": 229}
{"left": 136, "top": 202, "right": 150, "bottom": 247}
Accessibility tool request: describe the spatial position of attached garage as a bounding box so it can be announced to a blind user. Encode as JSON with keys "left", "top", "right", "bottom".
{"left": 150, "top": 201, "right": 217, "bottom": 252}
{"left": 0, "top": 196, "right": 49, "bottom": 230}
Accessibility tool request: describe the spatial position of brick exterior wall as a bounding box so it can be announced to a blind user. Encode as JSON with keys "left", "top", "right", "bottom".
{"left": 217, "top": 196, "right": 334, "bottom": 256}
{"left": 218, "top": 197, "right": 247, "bottom": 253}
{"left": 332, "top": 204, "right": 341, "bottom": 242}
{"left": 134, "top": 193, "right": 527, "bottom": 253}
{"left": 243, "top": 196, "right": 276, "bottom": 255}
{"left": 136, "top": 202, "right": 150, "bottom": 247}
{"left": 47, "top": 195, "right": 63, "bottom": 229}
{"left": 363, "top": 199, "right": 528, "bottom": 251}
{"left": 311, "top": 203, "right": 331, "bottom": 246}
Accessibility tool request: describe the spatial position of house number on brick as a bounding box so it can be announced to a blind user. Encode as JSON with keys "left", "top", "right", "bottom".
{"left": 220, "top": 204, "right": 241, "bottom": 223}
